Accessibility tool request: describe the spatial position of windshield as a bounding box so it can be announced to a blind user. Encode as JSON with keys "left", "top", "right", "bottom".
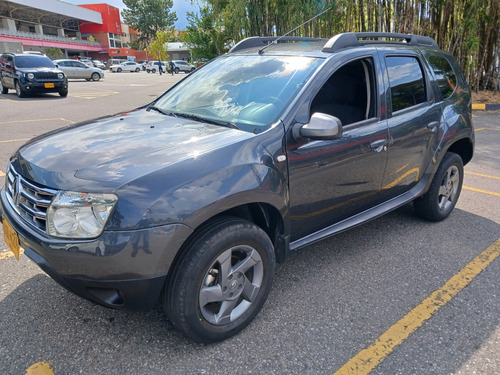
{"left": 15, "top": 55, "right": 55, "bottom": 68}
{"left": 153, "top": 55, "right": 322, "bottom": 133}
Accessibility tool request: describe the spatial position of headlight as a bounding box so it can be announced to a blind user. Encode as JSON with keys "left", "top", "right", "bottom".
{"left": 47, "top": 191, "right": 118, "bottom": 238}
{"left": 57, "top": 73, "right": 64, "bottom": 79}
{"left": 27, "top": 73, "right": 34, "bottom": 79}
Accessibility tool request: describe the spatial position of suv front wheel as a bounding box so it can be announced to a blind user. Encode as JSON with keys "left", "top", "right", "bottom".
{"left": 414, "top": 152, "right": 464, "bottom": 221}
{"left": 0, "top": 79, "right": 8, "bottom": 94}
{"left": 15, "top": 80, "right": 26, "bottom": 98}
{"left": 163, "top": 217, "right": 276, "bottom": 343}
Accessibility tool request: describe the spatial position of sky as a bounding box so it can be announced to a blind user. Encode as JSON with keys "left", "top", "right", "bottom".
{"left": 63, "top": 0, "right": 198, "bottom": 30}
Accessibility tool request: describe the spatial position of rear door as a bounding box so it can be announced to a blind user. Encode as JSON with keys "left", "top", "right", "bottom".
{"left": 378, "top": 52, "right": 441, "bottom": 200}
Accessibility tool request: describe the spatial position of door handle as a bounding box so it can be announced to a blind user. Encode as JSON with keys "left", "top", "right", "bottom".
{"left": 370, "top": 139, "right": 387, "bottom": 153}
{"left": 427, "top": 121, "right": 439, "bottom": 133}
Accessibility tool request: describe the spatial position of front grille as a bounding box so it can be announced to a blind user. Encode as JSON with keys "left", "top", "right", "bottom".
{"left": 33, "top": 72, "right": 60, "bottom": 81}
{"left": 5, "top": 165, "right": 58, "bottom": 232}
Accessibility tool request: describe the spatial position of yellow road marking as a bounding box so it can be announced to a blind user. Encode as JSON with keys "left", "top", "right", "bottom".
{"left": 0, "top": 118, "right": 75, "bottom": 125}
{"left": 465, "top": 171, "right": 500, "bottom": 180}
{"left": 475, "top": 127, "right": 500, "bottom": 132}
{"left": 25, "top": 361, "right": 55, "bottom": 375}
{"left": 472, "top": 103, "right": 486, "bottom": 110}
{"left": 333, "top": 239, "right": 500, "bottom": 375}
{"left": 0, "top": 138, "right": 30, "bottom": 143}
{"left": 0, "top": 170, "right": 5, "bottom": 177}
{"left": 0, "top": 249, "right": 25, "bottom": 260}
{"left": 463, "top": 186, "right": 500, "bottom": 197}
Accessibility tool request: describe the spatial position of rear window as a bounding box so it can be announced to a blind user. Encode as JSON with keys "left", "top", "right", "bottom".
{"left": 427, "top": 55, "right": 457, "bottom": 99}
{"left": 386, "top": 56, "right": 426, "bottom": 112}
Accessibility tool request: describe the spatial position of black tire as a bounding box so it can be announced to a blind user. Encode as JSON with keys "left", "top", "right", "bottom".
{"left": 15, "top": 80, "right": 26, "bottom": 98}
{"left": 414, "top": 152, "right": 463, "bottom": 221}
{"left": 91, "top": 72, "right": 100, "bottom": 81}
{"left": 59, "top": 89, "right": 68, "bottom": 97}
{"left": 135, "top": 67, "right": 140, "bottom": 72}
{"left": 0, "top": 79, "right": 8, "bottom": 94}
{"left": 174, "top": 67, "right": 180, "bottom": 74}
{"left": 152, "top": 68, "right": 156, "bottom": 73}
{"left": 117, "top": 68, "right": 122, "bottom": 73}
{"left": 163, "top": 217, "right": 275, "bottom": 343}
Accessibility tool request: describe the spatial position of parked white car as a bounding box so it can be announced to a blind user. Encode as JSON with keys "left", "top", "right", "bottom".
{"left": 110, "top": 61, "right": 141, "bottom": 73}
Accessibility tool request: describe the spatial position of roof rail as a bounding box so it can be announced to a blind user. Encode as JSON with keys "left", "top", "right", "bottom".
{"left": 322, "top": 32, "right": 439, "bottom": 53}
{"left": 229, "top": 36, "right": 326, "bottom": 53}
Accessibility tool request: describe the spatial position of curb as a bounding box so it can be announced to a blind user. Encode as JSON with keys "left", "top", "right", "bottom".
{"left": 472, "top": 103, "right": 500, "bottom": 110}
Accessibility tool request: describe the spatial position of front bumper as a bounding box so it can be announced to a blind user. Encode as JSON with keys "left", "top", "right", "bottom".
{"left": 1, "top": 187, "right": 192, "bottom": 311}
{"left": 20, "top": 79, "right": 67, "bottom": 93}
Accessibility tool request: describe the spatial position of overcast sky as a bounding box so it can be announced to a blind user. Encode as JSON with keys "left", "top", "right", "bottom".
{"left": 62, "top": 0, "right": 198, "bottom": 30}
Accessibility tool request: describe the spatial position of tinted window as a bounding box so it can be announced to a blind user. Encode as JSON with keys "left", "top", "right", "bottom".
{"left": 427, "top": 55, "right": 456, "bottom": 99}
{"left": 386, "top": 56, "right": 426, "bottom": 112}
{"left": 14, "top": 55, "right": 55, "bottom": 69}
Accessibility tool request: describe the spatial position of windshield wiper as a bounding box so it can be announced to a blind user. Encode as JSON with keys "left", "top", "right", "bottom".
{"left": 148, "top": 107, "right": 239, "bottom": 130}
{"left": 148, "top": 105, "right": 177, "bottom": 117}
{"left": 174, "top": 113, "right": 239, "bottom": 130}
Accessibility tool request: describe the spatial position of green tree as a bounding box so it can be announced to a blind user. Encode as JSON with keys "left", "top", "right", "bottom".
{"left": 44, "top": 47, "right": 63, "bottom": 60}
{"left": 122, "top": 0, "right": 177, "bottom": 49}
{"left": 183, "top": 6, "right": 231, "bottom": 60}
{"left": 149, "top": 30, "right": 172, "bottom": 74}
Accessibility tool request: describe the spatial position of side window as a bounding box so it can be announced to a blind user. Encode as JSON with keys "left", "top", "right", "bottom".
{"left": 386, "top": 56, "right": 426, "bottom": 112}
{"left": 310, "top": 58, "right": 377, "bottom": 126}
{"left": 427, "top": 55, "right": 457, "bottom": 99}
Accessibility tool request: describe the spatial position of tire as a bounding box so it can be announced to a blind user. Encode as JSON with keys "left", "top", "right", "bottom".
{"left": 135, "top": 67, "right": 140, "bottom": 72}
{"left": 117, "top": 68, "right": 122, "bottom": 73}
{"left": 91, "top": 72, "right": 100, "bottom": 81}
{"left": 414, "top": 152, "right": 463, "bottom": 222}
{"left": 152, "top": 68, "right": 156, "bottom": 73}
{"left": 163, "top": 217, "right": 275, "bottom": 343}
{"left": 146, "top": 69, "right": 151, "bottom": 73}
{"left": 59, "top": 89, "right": 68, "bottom": 97}
{"left": 174, "top": 67, "right": 180, "bottom": 74}
{"left": 0, "top": 79, "right": 8, "bottom": 94}
{"left": 15, "top": 80, "right": 26, "bottom": 98}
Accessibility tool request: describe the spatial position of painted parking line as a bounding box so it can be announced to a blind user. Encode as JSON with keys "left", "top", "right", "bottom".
{"left": 0, "top": 118, "right": 75, "bottom": 125}
{"left": 463, "top": 186, "right": 500, "bottom": 197}
{"left": 0, "top": 249, "right": 24, "bottom": 260}
{"left": 25, "top": 361, "right": 55, "bottom": 375}
{"left": 465, "top": 171, "right": 500, "bottom": 180}
{"left": 333, "top": 238, "right": 500, "bottom": 375}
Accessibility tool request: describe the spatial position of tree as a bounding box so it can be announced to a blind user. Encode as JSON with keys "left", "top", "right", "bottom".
{"left": 183, "top": 6, "right": 231, "bottom": 60}
{"left": 149, "top": 30, "right": 173, "bottom": 74}
{"left": 122, "top": 0, "right": 177, "bottom": 49}
{"left": 44, "top": 47, "right": 63, "bottom": 60}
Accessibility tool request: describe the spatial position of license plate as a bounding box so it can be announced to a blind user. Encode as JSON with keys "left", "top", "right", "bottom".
{"left": 2, "top": 217, "right": 20, "bottom": 260}
{"left": 44, "top": 83, "right": 55, "bottom": 88}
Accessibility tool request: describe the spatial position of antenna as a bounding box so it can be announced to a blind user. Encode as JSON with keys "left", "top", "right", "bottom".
{"left": 258, "top": 5, "right": 334, "bottom": 55}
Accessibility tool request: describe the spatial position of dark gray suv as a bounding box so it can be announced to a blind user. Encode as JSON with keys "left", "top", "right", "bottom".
{"left": 0, "top": 33, "right": 473, "bottom": 342}
{"left": 0, "top": 53, "right": 68, "bottom": 97}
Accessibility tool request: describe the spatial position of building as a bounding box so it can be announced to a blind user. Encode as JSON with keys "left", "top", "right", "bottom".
{"left": 0, "top": 0, "right": 190, "bottom": 64}
{"left": 0, "top": 0, "right": 106, "bottom": 58}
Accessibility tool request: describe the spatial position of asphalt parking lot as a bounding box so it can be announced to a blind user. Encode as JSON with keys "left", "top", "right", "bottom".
{"left": 0, "top": 71, "right": 499, "bottom": 375}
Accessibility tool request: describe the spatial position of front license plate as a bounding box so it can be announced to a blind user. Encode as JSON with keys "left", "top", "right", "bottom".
{"left": 44, "top": 83, "right": 55, "bottom": 88}
{"left": 2, "top": 217, "right": 20, "bottom": 260}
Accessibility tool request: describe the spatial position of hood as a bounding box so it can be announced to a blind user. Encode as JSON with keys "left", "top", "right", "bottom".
{"left": 18, "top": 67, "right": 62, "bottom": 74}
{"left": 14, "top": 109, "right": 252, "bottom": 191}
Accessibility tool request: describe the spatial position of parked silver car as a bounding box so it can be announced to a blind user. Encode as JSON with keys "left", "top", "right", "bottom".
{"left": 53, "top": 59, "right": 104, "bottom": 81}
{"left": 172, "top": 60, "right": 195, "bottom": 73}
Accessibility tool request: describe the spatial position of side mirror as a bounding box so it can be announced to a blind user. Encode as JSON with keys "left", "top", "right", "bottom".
{"left": 293, "top": 112, "right": 343, "bottom": 140}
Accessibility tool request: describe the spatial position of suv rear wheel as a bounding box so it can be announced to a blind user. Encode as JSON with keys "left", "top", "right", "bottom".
{"left": 163, "top": 217, "right": 275, "bottom": 343}
{"left": 414, "top": 152, "right": 463, "bottom": 221}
